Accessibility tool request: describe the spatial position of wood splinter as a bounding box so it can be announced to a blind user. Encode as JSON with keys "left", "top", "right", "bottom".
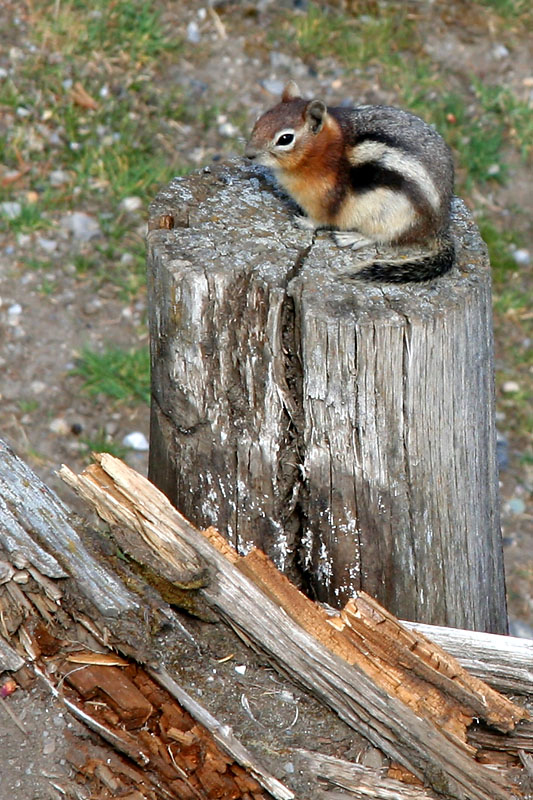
{"left": 61, "top": 453, "right": 530, "bottom": 800}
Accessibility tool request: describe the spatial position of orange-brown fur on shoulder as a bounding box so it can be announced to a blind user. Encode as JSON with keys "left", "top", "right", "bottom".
{"left": 275, "top": 114, "right": 346, "bottom": 225}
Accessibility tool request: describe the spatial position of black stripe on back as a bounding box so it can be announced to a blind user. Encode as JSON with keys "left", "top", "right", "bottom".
{"left": 348, "top": 162, "right": 429, "bottom": 214}
{"left": 352, "top": 130, "right": 418, "bottom": 152}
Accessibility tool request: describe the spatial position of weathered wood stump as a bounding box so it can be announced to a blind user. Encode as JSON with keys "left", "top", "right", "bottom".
{"left": 147, "top": 159, "right": 507, "bottom": 633}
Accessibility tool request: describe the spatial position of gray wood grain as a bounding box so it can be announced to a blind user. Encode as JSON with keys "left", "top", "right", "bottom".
{"left": 0, "top": 439, "right": 138, "bottom": 619}
{"left": 405, "top": 621, "right": 533, "bottom": 694}
{"left": 147, "top": 159, "right": 506, "bottom": 632}
{"left": 0, "top": 634, "right": 25, "bottom": 671}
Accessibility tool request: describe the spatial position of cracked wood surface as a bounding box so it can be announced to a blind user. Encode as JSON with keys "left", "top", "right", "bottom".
{"left": 61, "top": 452, "right": 529, "bottom": 800}
{"left": 0, "top": 439, "right": 293, "bottom": 800}
{"left": 146, "top": 159, "right": 506, "bottom": 632}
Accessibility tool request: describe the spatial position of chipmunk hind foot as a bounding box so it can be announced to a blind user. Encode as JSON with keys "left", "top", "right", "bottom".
{"left": 333, "top": 231, "right": 375, "bottom": 250}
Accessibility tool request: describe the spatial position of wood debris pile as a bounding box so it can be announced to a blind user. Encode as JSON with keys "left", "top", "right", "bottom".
{"left": 0, "top": 555, "right": 269, "bottom": 800}
{"left": 0, "top": 439, "right": 532, "bottom": 800}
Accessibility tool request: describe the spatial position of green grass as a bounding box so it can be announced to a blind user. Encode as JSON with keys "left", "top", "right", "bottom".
{"left": 80, "top": 431, "right": 128, "bottom": 459}
{"left": 0, "top": 201, "right": 52, "bottom": 234}
{"left": 480, "top": 0, "right": 533, "bottom": 20}
{"left": 38, "top": 277, "right": 59, "bottom": 296}
{"left": 33, "top": 0, "right": 180, "bottom": 64}
{"left": 18, "top": 399, "right": 40, "bottom": 415}
{"left": 0, "top": 0, "right": 189, "bottom": 241}
{"left": 0, "top": 0, "right": 200, "bottom": 304}
{"left": 473, "top": 80, "right": 533, "bottom": 162}
{"left": 71, "top": 241, "right": 147, "bottom": 300}
{"left": 477, "top": 219, "right": 523, "bottom": 282}
{"left": 492, "top": 287, "right": 530, "bottom": 315}
{"left": 71, "top": 345, "right": 151, "bottom": 405}
{"left": 282, "top": 3, "right": 416, "bottom": 68}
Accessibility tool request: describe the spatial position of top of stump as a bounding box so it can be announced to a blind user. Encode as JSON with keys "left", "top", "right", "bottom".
{"left": 148, "top": 158, "right": 491, "bottom": 324}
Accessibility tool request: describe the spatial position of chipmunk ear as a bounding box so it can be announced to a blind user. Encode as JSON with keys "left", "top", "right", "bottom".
{"left": 305, "top": 99, "right": 327, "bottom": 133}
{"left": 281, "top": 81, "right": 301, "bottom": 102}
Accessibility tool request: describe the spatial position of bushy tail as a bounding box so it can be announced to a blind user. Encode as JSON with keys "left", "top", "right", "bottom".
{"left": 355, "top": 234, "right": 455, "bottom": 283}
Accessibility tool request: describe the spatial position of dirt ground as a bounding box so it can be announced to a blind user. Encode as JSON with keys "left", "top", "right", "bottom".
{"left": 0, "top": 1, "right": 532, "bottom": 797}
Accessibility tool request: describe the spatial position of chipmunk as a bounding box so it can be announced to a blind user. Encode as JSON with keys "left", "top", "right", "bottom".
{"left": 245, "top": 82, "right": 455, "bottom": 282}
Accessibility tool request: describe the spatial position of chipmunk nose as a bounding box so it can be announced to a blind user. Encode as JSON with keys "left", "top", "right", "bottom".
{"left": 244, "top": 143, "right": 258, "bottom": 160}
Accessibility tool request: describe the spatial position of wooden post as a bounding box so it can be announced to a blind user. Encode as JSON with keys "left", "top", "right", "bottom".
{"left": 146, "top": 159, "right": 507, "bottom": 633}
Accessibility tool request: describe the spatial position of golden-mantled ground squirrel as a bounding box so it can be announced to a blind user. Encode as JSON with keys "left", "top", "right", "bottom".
{"left": 245, "top": 82, "right": 455, "bottom": 282}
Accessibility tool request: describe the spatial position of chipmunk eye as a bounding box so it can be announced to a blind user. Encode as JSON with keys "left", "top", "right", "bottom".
{"left": 275, "top": 132, "right": 294, "bottom": 147}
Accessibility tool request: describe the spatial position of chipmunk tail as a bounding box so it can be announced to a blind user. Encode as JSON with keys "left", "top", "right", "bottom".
{"left": 354, "top": 234, "right": 455, "bottom": 284}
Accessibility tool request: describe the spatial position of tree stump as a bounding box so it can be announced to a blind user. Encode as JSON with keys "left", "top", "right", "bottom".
{"left": 146, "top": 159, "right": 507, "bottom": 633}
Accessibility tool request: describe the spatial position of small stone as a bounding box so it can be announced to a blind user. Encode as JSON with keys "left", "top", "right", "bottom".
{"left": 508, "top": 497, "right": 526, "bottom": 514}
{"left": 119, "top": 195, "right": 143, "bottom": 213}
{"left": 17, "top": 233, "right": 31, "bottom": 247}
{"left": 512, "top": 248, "right": 530, "bottom": 266}
{"left": 83, "top": 298, "right": 103, "bottom": 315}
{"left": 260, "top": 78, "right": 285, "bottom": 96}
{"left": 7, "top": 302, "right": 22, "bottom": 318}
{"left": 218, "top": 121, "right": 239, "bottom": 138}
{"left": 49, "top": 417, "right": 70, "bottom": 435}
{"left": 43, "top": 739, "right": 56, "bottom": 755}
{"left": 492, "top": 43, "right": 510, "bottom": 59}
{"left": 280, "top": 690, "right": 295, "bottom": 702}
{"left": 1, "top": 201, "right": 22, "bottom": 219}
{"left": 60, "top": 211, "right": 101, "bottom": 241}
{"left": 48, "top": 130, "right": 63, "bottom": 146}
{"left": 502, "top": 380, "right": 520, "bottom": 393}
{"left": 270, "top": 52, "right": 294, "bottom": 70}
{"left": 30, "top": 380, "right": 47, "bottom": 395}
{"left": 186, "top": 21, "right": 201, "bottom": 43}
{"left": 487, "top": 163, "right": 500, "bottom": 176}
{"left": 105, "top": 421, "right": 119, "bottom": 436}
{"left": 49, "top": 169, "right": 70, "bottom": 187}
{"left": 37, "top": 236, "right": 58, "bottom": 253}
{"left": 122, "top": 431, "right": 149, "bottom": 451}
{"left": 234, "top": 664, "right": 246, "bottom": 675}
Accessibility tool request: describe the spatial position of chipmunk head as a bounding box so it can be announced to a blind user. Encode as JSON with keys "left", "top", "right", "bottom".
{"left": 245, "top": 81, "right": 329, "bottom": 172}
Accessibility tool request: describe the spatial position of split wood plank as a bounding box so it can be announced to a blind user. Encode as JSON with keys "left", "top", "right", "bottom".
{"left": 294, "top": 749, "right": 435, "bottom": 799}
{"left": 404, "top": 621, "right": 533, "bottom": 695}
{"left": 339, "top": 593, "right": 523, "bottom": 732}
{"left": 60, "top": 453, "right": 528, "bottom": 800}
{"left": 0, "top": 439, "right": 137, "bottom": 619}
